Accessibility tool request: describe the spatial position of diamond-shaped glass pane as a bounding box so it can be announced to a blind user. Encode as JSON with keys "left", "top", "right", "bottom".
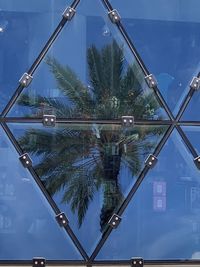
{"left": 8, "top": 0, "right": 168, "bottom": 120}
{"left": 109, "top": 0, "right": 200, "bottom": 115}
{"left": 97, "top": 129, "right": 200, "bottom": 260}
{"left": 8, "top": 122, "right": 167, "bottom": 255}
{"left": 0, "top": 0, "right": 71, "bottom": 114}
{"left": 0, "top": 124, "right": 82, "bottom": 260}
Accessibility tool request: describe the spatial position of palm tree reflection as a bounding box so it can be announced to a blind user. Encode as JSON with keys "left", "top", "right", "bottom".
{"left": 17, "top": 40, "right": 165, "bottom": 231}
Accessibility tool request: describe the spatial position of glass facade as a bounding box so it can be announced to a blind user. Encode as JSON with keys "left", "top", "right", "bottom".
{"left": 0, "top": 0, "right": 200, "bottom": 264}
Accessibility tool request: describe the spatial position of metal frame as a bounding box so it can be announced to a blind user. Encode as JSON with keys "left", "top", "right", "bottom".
{"left": 0, "top": 0, "right": 199, "bottom": 265}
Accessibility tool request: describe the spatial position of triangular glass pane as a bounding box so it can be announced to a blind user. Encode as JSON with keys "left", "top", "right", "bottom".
{"left": 181, "top": 126, "right": 200, "bottom": 154}
{"left": 0, "top": 125, "right": 82, "bottom": 260}
{"left": 0, "top": 0, "right": 71, "bottom": 114}
{"left": 97, "top": 129, "right": 200, "bottom": 260}
{"left": 109, "top": 0, "right": 200, "bottom": 115}
{"left": 181, "top": 91, "right": 200, "bottom": 121}
{"left": 8, "top": 122, "right": 168, "bottom": 255}
{"left": 8, "top": 0, "right": 168, "bottom": 120}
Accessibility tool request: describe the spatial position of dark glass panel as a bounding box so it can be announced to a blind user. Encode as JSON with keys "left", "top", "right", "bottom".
{"left": 97, "top": 129, "right": 200, "bottom": 260}
{"left": 0, "top": 125, "right": 82, "bottom": 260}
{"left": 0, "top": 0, "right": 71, "bottom": 113}
{"left": 109, "top": 0, "right": 200, "bottom": 115}
{"left": 8, "top": 0, "right": 168, "bottom": 120}
{"left": 8, "top": 122, "right": 167, "bottom": 255}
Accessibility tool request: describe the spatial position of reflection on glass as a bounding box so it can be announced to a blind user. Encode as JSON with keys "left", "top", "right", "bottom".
{"left": 181, "top": 91, "right": 200, "bottom": 121}
{"left": 181, "top": 126, "right": 200, "bottom": 154}
{"left": 0, "top": 0, "right": 71, "bottom": 114}
{"left": 97, "top": 129, "right": 200, "bottom": 260}
{"left": 109, "top": 0, "right": 200, "bottom": 115}
{"left": 8, "top": 123, "right": 167, "bottom": 254}
{"left": 9, "top": 0, "right": 167, "bottom": 120}
{"left": 0, "top": 125, "right": 82, "bottom": 260}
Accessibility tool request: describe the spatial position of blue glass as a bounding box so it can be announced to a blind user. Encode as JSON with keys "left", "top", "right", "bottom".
{"left": 0, "top": 0, "right": 71, "bottom": 114}
{"left": 8, "top": 0, "right": 168, "bottom": 120}
{"left": 109, "top": 0, "right": 200, "bottom": 115}
{"left": 181, "top": 91, "right": 200, "bottom": 121}
{"left": 182, "top": 126, "right": 200, "bottom": 154}
{"left": 7, "top": 122, "right": 167, "bottom": 255}
{"left": 97, "top": 129, "right": 200, "bottom": 260}
{"left": 0, "top": 125, "right": 82, "bottom": 260}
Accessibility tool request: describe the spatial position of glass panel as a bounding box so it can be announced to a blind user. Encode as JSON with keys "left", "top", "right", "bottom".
{"left": 97, "top": 129, "right": 200, "bottom": 260}
{"left": 0, "top": 0, "right": 71, "bottom": 113}
{"left": 109, "top": 0, "right": 200, "bottom": 115}
{"left": 8, "top": 122, "right": 167, "bottom": 255}
{"left": 182, "top": 126, "right": 200, "bottom": 154}
{"left": 8, "top": 0, "right": 168, "bottom": 120}
{"left": 181, "top": 91, "right": 200, "bottom": 121}
{"left": 0, "top": 125, "right": 82, "bottom": 260}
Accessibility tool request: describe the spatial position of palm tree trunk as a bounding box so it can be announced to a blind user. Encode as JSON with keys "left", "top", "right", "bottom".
{"left": 100, "top": 143, "right": 123, "bottom": 232}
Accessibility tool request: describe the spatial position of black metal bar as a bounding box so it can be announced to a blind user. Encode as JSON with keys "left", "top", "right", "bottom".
{"left": 0, "top": 260, "right": 86, "bottom": 266}
{"left": 90, "top": 125, "right": 174, "bottom": 261}
{"left": 1, "top": 259, "right": 200, "bottom": 266}
{"left": 92, "top": 259, "right": 200, "bottom": 265}
{"left": 152, "top": 86, "right": 175, "bottom": 121}
{"left": 2, "top": 117, "right": 172, "bottom": 125}
{"left": 89, "top": 227, "right": 113, "bottom": 261}
{"left": 101, "top": 0, "right": 113, "bottom": 10}
{"left": 178, "top": 121, "right": 200, "bottom": 126}
{"left": 175, "top": 88, "right": 195, "bottom": 122}
{"left": 175, "top": 125, "right": 198, "bottom": 158}
{"left": 1, "top": 122, "right": 89, "bottom": 261}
